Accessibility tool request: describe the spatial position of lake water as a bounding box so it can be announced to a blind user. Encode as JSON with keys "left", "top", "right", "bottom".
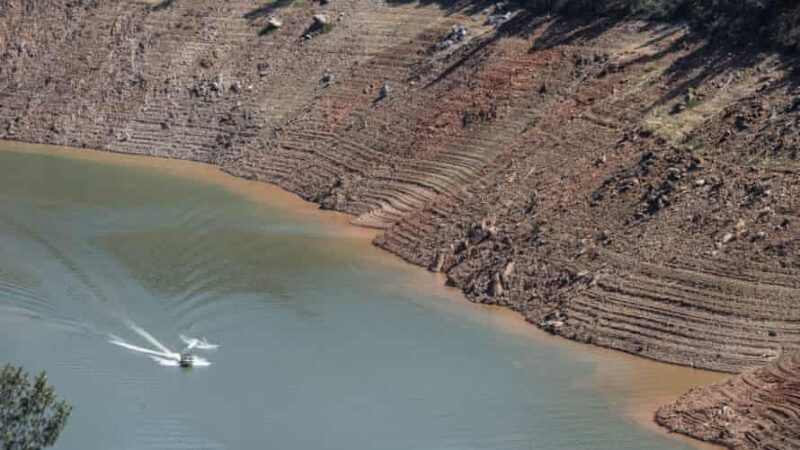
{"left": 0, "top": 142, "right": 723, "bottom": 450}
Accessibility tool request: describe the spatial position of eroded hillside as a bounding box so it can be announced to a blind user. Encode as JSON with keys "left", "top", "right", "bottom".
{"left": 1, "top": 0, "right": 799, "bottom": 447}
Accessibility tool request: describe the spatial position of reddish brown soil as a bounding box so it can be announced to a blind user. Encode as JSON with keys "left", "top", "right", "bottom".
{"left": 2, "top": 1, "right": 799, "bottom": 447}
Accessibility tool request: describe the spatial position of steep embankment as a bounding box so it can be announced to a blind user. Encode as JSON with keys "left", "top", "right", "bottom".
{"left": 1, "top": 0, "right": 799, "bottom": 447}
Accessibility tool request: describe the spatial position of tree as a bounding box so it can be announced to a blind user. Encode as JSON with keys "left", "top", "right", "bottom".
{"left": 0, "top": 364, "right": 71, "bottom": 450}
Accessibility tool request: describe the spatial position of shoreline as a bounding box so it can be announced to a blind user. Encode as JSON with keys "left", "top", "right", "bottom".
{"left": 0, "top": 139, "right": 727, "bottom": 449}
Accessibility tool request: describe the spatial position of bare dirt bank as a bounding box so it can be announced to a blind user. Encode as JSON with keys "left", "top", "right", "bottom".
{"left": 657, "top": 353, "right": 800, "bottom": 449}
{"left": 2, "top": 0, "right": 799, "bottom": 447}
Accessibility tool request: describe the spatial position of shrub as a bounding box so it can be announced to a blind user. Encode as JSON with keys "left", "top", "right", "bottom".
{"left": 0, "top": 364, "right": 72, "bottom": 450}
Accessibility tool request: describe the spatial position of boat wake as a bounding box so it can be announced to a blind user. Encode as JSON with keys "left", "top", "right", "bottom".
{"left": 109, "top": 321, "right": 216, "bottom": 367}
{"left": 180, "top": 334, "right": 220, "bottom": 350}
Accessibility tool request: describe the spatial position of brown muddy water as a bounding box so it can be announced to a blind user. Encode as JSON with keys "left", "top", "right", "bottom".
{"left": 0, "top": 141, "right": 724, "bottom": 450}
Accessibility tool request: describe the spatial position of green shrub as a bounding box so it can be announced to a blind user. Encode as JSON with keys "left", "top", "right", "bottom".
{"left": 0, "top": 364, "right": 72, "bottom": 450}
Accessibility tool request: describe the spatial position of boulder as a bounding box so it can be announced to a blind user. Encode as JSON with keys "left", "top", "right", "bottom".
{"left": 379, "top": 83, "right": 390, "bottom": 99}
{"left": 313, "top": 14, "right": 329, "bottom": 27}
{"left": 321, "top": 72, "right": 333, "bottom": 87}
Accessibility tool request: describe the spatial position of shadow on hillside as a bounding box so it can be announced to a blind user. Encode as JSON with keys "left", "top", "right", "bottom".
{"left": 529, "top": 16, "right": 618, "bottom": 51}
{"left": 384, "top": 0, "right": 800, "bottom": 106}
{"left": 385, "top": 0, "right": 494, "bottom": 16}
{"left": 151, "top": 0, "right": 176, "bottom": 11}
{"left": 526, "top": 14, "right": 800, "bottom": 109}
{"left": 422, "top": 10, "right": 547, "bottom": 88}
{"left": 626, "top": 34, "right": 800, "bottom": 111}
{"left": 245, "top": 0, "right": 296, "bottom": 20}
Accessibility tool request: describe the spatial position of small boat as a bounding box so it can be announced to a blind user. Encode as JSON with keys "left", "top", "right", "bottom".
{"left": 179, "top": 353, "right": 194, "bottom": 368}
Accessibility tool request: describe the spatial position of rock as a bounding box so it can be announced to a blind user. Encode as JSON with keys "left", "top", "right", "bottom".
{"left": 259, "top": 17, "right": 283, "bottom": 36}
{"left": 302, "top": 15, "right": 330, "bottom": 39}
{"left": 666, "top": 167, "right": 683, "bottom": 181}
{"left": 489, "top": 272, "right": 504, "bottom": 297}
{"left": 257, "top": 63, "right": 269, "bottom": 77}
{"left": 542, "top": 319, "right": 565, "bottom": 331}
{"left": 593, "top": 154, "right": 607, "bottom": 166}
{"left": 757, "top": 207, "right": 773, "bottom": 219}
{"left": 721, "top": 232, "right": 735, "bottom": 244}
{"left": 486, "top": 11, "right": 513, "bottom": 28}
{"left": 312, "top": 14, "right": 329, "bottom": 28}
{"left": 120, "top": 129, "right": 132, "bottom": 141}
{"left": 694, "top": 179, "right": 706, "bottom": 187}
{"left": 574, "top": 270, "right": 592, "bottom": 283}
{"left": 429, "top": 251, "right": 445, "bottom": 273}
{"left": 321, "top": 72, "right": 333, "bottom": 87}
{"left": 441, "top": 24, "right": 468, "bottom": 48}
{"left": 379, "top": 83, "right": 390, "bottom": 99}
{"left": 596, "top": 229, "right": 612, "bottom": 246}
{"left": 500, "top": 261, "right": 515, "bottom": 286}
{"left": 671, "top": 103, "right": 687, "bottom": 114}
{"left": 685, "top": 88, "right": 699, "bottom": 106}
{"left": 111, "top": 18, "right": 122, "bottom": 36}
{"left": 687, "top": 154, "right": 703, "bottom": 171}
{"left": 199, "top": 58, "right": 212, "bottom": 68}
{"left": 503, "top": 261, "right": 515, "bottom": 278}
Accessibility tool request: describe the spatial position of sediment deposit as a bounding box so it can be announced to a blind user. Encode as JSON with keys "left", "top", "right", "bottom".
{"left": 2, "top": 0, "right": 799, "bottom": 447}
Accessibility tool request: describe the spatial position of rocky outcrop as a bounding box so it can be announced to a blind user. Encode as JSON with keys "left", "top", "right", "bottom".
{"left": 2, "top": 1, "right": 800, "bottom": 447}
{"left": 657, "top": 353, "right": 800, "bottom": 449}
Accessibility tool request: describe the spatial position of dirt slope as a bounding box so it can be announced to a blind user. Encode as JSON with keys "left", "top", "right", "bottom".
{"left": 657, "top": 353, "right": 800, "bottom": 449}
{"left": 2, "top": 0, "right": 799, "bottom": 447}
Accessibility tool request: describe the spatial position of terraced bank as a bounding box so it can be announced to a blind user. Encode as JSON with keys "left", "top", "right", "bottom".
{"left": 657, "top": 354, "right": 800, "bottom": 449}
{"left": 2, "top": 0, "right": 799, "bottom": 448}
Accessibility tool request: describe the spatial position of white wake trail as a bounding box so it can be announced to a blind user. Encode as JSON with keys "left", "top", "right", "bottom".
{"left": 151, "top": 356, "right": 179, "bottom": 367}
{"left": 128, "top": 321, "right": 174, "bottom": 356}
{"left": 109, "top": 335, "right": 179, "bottom": 360}
{"left": 180, "top": 334, "right": 219, "bottom": 350}
{"left": 109, "top": 324, "right": 214, "bottom": 367}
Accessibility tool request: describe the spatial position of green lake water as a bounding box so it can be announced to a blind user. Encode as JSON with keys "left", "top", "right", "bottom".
{"left": 0, "top": 144, "right": 712, "bottom": 450}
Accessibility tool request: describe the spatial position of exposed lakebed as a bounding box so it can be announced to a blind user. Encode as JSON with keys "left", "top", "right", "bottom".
{"left": 0, "top": 142, "right": 723, "bottom": 450}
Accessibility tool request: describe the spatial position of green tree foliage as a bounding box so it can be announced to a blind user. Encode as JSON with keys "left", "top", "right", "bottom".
{"left": 522, "top": 0, "right": 800, "bottom": 50}
{"left": 0, "top": 364, "right": 71, "bottom": 450}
